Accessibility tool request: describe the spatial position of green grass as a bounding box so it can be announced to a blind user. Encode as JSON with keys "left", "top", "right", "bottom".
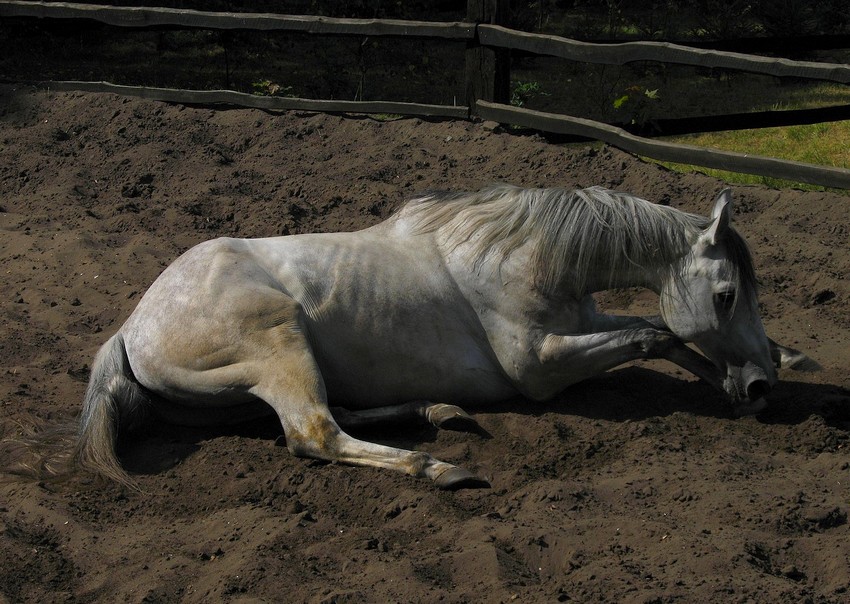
{"left": 649, "top": 83, "right": 850, "bottom": 192}
{"left": 508, "top": 64, "right": 850, "bottom": 192}
{"left": 655, "top": 120, "right": 850, "bottom": 191}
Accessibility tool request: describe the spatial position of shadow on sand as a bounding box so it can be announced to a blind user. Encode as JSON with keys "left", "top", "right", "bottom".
{"left": 119, "top": 366, "right": 849, "bottom": 477}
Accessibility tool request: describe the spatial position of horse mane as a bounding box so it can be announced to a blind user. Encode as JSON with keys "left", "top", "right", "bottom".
{"left": 403, "top": 184, "right": 757, "bottom": 297}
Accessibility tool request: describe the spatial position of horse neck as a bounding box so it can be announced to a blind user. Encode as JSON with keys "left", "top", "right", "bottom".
{"left": 524, "top": 188, "right": 704, "bottom": 299}
{"left": 547, "top": 225, "right": 694, "bottom": 298}
{"left": 578, "top": 258, "right": 670, "bottom": 296}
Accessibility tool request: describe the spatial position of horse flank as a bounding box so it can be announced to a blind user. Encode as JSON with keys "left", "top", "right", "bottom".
{"left": 405, "top": 184, "right": 757, "bottom": 297}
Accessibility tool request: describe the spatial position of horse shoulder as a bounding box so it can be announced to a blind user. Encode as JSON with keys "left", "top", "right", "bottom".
{"left": 440, "top": 246, "right": 587, "bottom": 400}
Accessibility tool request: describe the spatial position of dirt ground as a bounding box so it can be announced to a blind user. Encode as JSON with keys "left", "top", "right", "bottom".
{"left": 1, "top": 84, "right": 848, "bottom": 603}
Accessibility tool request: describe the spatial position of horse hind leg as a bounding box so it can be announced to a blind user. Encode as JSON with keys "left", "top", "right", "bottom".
{"left": 331, "top": 401, "right": 480, "bottom": 433}
{"left": 253, "top": 322, "right": 488, "bottom": 490}
{"left": 260, "top": 380, "right": 488, "bottom": 490}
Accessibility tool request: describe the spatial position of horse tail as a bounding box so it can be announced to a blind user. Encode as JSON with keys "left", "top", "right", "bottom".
{"left": 1, "top": 333, "right": 149, "bottom": 489}
{"left": 72, "top": 333, "right": 150, "bottom": 489}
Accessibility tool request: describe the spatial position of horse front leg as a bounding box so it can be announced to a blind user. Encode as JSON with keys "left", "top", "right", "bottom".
{"left": 768, "top": 339, "right": 821, "bottom": 371}
{"left": 595, "top": 313, "right": 821, "bottom": 372}
{"left": 534, "top": 328, "right": 723, "bottom": 395}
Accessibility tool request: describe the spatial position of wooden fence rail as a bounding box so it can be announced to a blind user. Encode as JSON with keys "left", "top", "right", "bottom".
{"left": 2, "top": 0, "right": 850, "bottom": 188}
{"left": 38, "top": 80, "right": 471, "bottom": 118}
{"left": 479, "top": 25, "right": 850, "bottom": 84}
{"left": 4, "top": 2, "right": 850, "bottom": 83}
{"left": 0, "top": 1, "right": 475, "bottom": 38}
{"left": 476, "top": 101, "right": 850, "bottom": 189}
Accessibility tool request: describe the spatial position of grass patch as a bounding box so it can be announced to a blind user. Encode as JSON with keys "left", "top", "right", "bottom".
{"left": 654, "top": 119, "right": 850, "bottom": 192}
{"left": 646, "top": 83, "right": 850, "bottom": 192}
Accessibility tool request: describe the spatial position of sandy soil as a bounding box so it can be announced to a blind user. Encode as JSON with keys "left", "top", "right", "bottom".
{"left": 1, "top": 84, "right": 849, "bottom": 603}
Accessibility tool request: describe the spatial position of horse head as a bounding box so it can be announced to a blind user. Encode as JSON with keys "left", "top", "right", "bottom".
{"left": 660, "top": 190, "right": 777, "bottom": 415}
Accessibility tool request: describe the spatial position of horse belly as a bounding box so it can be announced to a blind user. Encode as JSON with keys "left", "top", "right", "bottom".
{"left": 311, "top": 324, "right": 515, "bottom": 408}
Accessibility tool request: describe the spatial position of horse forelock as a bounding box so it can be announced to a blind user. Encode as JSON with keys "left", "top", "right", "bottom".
{"left": 405, "top": 185, "right": 714, "bottom": 294}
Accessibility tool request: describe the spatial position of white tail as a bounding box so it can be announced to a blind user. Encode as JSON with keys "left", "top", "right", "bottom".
{"left": 73, "top": 333, "right": 149, "bottom": 489}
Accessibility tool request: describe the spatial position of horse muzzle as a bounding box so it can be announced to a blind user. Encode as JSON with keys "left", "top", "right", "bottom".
{"left": 725, "top": 360, "right": 774, "bottom": 416}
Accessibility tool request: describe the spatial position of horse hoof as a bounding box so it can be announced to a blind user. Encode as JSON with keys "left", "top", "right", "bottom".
{"left": 427, "top": 404, "right": 479, "bottom": 432}
{"left": 434, "top": 467, "right": 490, "bottom": 491}
{"left": 785, "top": 352, "right": 822, "bottom": 372}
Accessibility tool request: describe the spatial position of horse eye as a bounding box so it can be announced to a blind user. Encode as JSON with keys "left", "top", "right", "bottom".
{"left": 714, "top": 290, "right": 736, "bottom": 312}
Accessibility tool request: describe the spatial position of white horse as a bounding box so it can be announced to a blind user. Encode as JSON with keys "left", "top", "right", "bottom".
{"left": 74, "top": 185, "right": 814, "bottom": 489}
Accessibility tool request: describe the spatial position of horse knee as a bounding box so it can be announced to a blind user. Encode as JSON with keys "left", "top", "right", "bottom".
{"left": 400, "top": 450, "right": 433, "bottom": 477}
{"left": 283, "top": 416, "right": 342, "bottom": 460}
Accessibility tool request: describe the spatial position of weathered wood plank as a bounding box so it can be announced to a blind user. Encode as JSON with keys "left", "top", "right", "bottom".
{"left": 0, "top": 1, "right": 475, "bottom": 38}
{"left": 38, "top": 80, "right": 471, "bottom": 118}
{"left": 476, "top": 101, "right": 850, "bottom": 189}
{"left": 464, "top": 0, "right": 510, "bottom": 106}
{"left": 479, "top": 25, "right": 850, "bottom": 83}
{"left": 634, "top": 104, "right": 850, "bottom": 137}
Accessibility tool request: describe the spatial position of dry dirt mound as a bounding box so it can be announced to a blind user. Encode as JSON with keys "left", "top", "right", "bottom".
{"left": 1, "top": 84, "right": 849, "bottom": 603}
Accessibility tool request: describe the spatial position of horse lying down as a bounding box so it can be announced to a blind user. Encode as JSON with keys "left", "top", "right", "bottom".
{"left": 73, "top": 185, "right": 817, "bottom": 490}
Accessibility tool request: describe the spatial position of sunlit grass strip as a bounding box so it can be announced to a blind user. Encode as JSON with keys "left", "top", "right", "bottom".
{"left": 655, "top": 119, "right": 850, "bottom": 192}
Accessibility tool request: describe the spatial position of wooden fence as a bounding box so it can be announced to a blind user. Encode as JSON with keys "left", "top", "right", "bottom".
{"left": 2, "top": 0, "right": 850, "bottom": 188}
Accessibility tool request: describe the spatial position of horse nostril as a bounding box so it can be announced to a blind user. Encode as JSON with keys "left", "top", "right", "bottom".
{"left": 746, "top": 379, "right": 771, "bottom": 402}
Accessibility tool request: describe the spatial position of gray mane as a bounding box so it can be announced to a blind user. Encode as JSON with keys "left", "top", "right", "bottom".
{"left": 404, "top": 184, "right": 757, "bottom": 296}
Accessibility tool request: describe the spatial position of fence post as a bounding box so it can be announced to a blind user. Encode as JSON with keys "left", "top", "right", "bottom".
{"left": 466, "top": 0, "right": 510, "bottom": 115}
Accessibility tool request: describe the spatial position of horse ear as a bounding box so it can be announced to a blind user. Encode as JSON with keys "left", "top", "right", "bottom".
{"left": 705, "top": 188, "right": 733, "bottom": 245}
